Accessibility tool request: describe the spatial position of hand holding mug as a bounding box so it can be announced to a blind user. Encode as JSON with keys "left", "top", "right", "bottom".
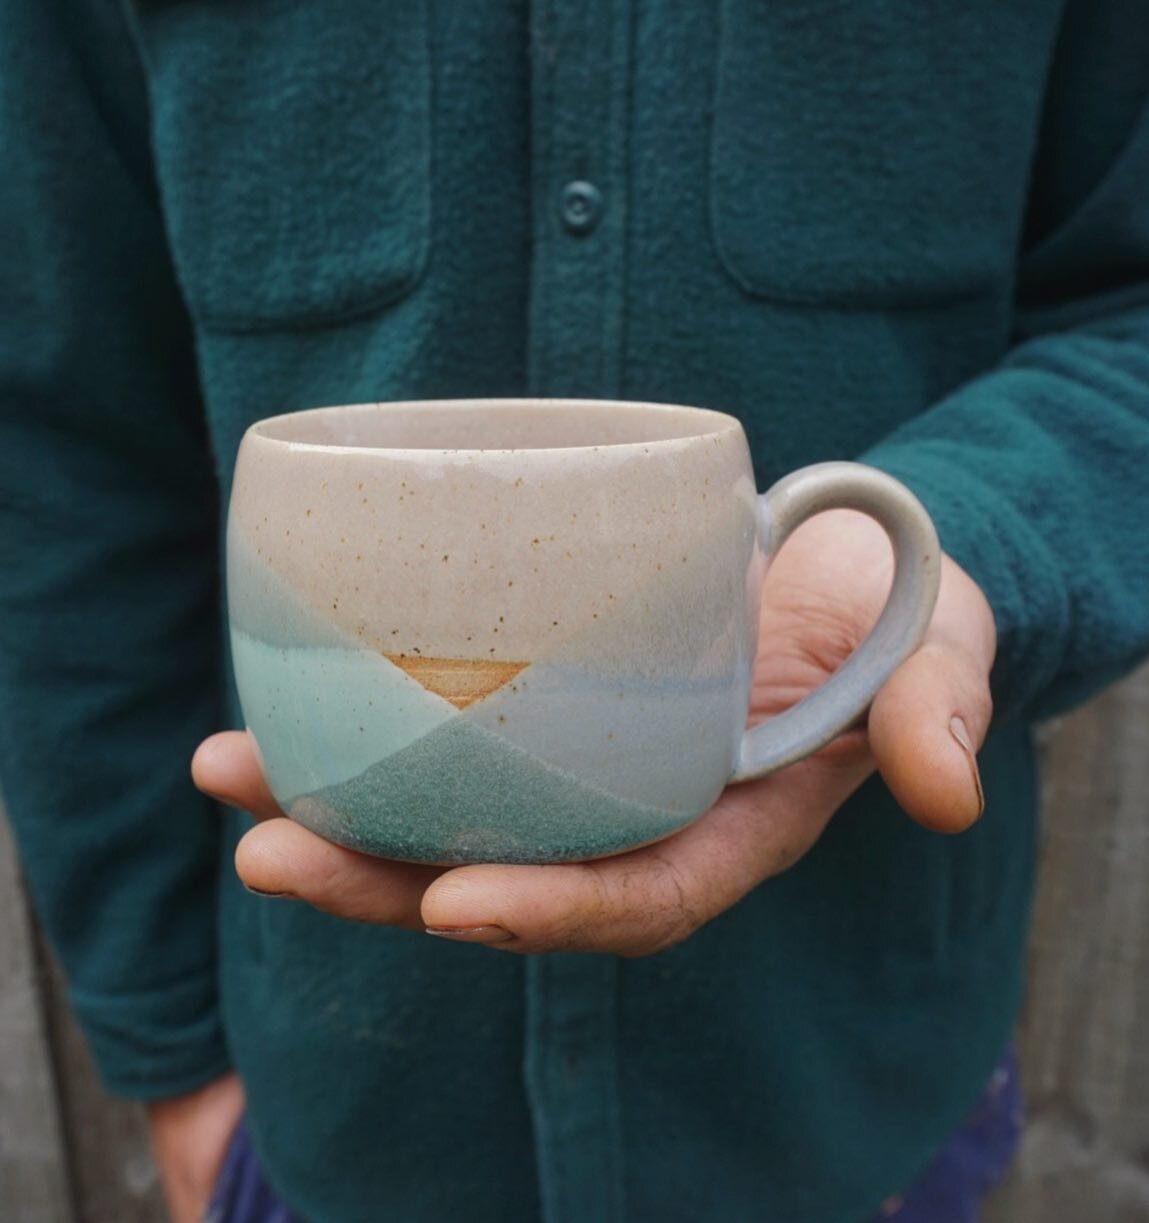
{"left": 194, "top": 400, "right": 994, "bottom": 954}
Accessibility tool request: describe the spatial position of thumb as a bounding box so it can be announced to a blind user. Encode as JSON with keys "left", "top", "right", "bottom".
{"left": 868, "top": 638, "right": 992, "bottom": 834}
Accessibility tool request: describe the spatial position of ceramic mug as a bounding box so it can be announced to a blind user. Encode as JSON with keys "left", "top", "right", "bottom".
{"left": 228, "top": 399, "right": 940, "bottom": 864}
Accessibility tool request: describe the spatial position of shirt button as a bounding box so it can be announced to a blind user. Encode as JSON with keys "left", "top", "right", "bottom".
{"left": 560, "top": 181, "right": 603, "bottom": 236}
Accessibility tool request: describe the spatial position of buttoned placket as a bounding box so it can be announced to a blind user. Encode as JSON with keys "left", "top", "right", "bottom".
{"left": 526, "top": 0, "right": 633, "bottom": 399}
{"left": 523, "top": 2, "right": 633, "bottom": 1220}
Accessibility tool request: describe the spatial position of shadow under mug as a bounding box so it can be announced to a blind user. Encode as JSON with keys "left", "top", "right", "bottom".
{"left": 228, "top": 399, "right": 940, "bottom": 864}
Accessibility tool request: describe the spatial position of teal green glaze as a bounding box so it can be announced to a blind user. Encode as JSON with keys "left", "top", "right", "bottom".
{"left": 230, "top": 629, "right": 454, "bottom": 803}
{"left": 288, "top": 718, "right": 694, "bottom": 865}
{"left": 5, "top": 3, "right": 1149, "bottom": 1221}
{"left": 234, "top": 627, "right": 742, "bottom": 863}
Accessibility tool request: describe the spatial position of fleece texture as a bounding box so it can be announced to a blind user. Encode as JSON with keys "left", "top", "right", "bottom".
{"left": 2, "top": 1, "right": 1148, "bottom": 1220}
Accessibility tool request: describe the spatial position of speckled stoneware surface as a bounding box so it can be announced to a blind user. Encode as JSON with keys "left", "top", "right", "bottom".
{"left": 228, "top": 399, "right": 939, "bottom": 864}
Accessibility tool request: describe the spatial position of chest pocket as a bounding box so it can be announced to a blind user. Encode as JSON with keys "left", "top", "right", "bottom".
{"left": 134, "top": 0, "right": 430, "bottom": 333}
{"left": 710, "top": 0, "right": 1043, "bottom": 309}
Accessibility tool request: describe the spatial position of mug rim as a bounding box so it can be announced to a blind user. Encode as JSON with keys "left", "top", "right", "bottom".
{"left": 246, "top": 397, "right": 744, "bottom": 456}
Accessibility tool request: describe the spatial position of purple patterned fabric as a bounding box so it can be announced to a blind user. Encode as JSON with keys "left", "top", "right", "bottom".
{"left": 204, "top": 1048, "right": 1021, "bottom": 1223}
{"left": 202, "top": 1118, "right": 300, "bottom": 1223}
{"left": 869, "top": 1046, "right": 1022, "bottom": 1222}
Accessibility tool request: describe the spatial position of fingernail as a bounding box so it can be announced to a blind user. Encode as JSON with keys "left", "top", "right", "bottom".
{"left": 948, "top": 715, "right": 985, "bottom": 818}
{"left": 243, "top": 883, "right": 295, "bottom": 899}
{"left": 425, "top": 925, "right": 513, "bottom": 945}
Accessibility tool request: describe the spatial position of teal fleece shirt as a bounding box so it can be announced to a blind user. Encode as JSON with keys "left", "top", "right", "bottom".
{"left": 2, "top": 2, "right": 1148, "bottom": 1220}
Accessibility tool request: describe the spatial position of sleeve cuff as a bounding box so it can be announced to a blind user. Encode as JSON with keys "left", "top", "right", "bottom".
{"left": 68, "top": 970, "right": 231, "bottom": 1099}
{"left": 860, "top": 436, "right": 1071, "bottom": 720}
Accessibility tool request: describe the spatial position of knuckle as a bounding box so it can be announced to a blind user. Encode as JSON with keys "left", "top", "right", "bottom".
{"left": 553, "top": 856, "right": 706, "bottom": 956}
{"left": 643, "top": 853, "right": 705, "bottom": 950}
{"left": 534, "top": 864, "right": 614, "bottom": 951}
{"left": 970, "top": 684, "right": 994, "bottom": 738}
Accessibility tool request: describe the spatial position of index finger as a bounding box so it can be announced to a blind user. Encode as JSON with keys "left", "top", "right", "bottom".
{"left": 192, "top": 730, "right": 284, "bottom": 822}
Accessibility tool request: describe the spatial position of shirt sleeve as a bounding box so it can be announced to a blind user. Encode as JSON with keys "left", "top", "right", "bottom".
{"left": 862, "top": 6, "right": 1149, "bottom": 722}
{"left": 0, "top": 0, "right": 230, "bottom": 1097}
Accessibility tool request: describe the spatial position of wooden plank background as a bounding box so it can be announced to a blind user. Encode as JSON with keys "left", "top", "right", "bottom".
{"left": 984, "top": 666, "right": 1149, "bottom": 1222}
{"left": 2, "top": 664, "right": 1148, "bottom": 1222}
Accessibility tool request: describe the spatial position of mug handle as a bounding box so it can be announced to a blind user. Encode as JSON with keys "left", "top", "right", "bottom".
{"left": 730, "top": 462, "right": 941, "bottom": 782}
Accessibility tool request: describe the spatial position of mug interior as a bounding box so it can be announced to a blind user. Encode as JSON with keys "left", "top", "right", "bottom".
{"left": 252, "top": 398, "right": 740, "bottom": 452}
